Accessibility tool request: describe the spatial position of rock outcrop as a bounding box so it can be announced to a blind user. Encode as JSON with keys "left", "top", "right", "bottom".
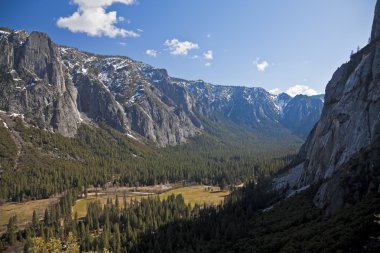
{"left": 278, "top": 0, "right": 380, "bottom": 214}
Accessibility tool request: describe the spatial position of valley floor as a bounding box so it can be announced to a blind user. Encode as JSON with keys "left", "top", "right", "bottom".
{"left": 0, "top": 197, "right": 59, "bottom": 235}
{"left": 74, "top": 185, "right": 229, "bottom": 218}
{"left": 0, "top": 185, "right": 229, "bottom": 235}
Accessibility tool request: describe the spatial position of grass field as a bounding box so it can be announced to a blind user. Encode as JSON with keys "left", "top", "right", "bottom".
{"left": 73, "top": 185, "right": 229, "bottom": 218}
{"left": 0, "top": 197, "right": 59, "bottom": 235}
{"left": 159, "top": 185, "right": 229, "bottom": 207}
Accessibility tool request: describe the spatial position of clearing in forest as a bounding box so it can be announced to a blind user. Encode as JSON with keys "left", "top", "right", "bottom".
{"left": 0, "top": 197, "right": 59, "bottom": 235}
{"left": 72, "top": 185, "right": 229, "bottom": 218}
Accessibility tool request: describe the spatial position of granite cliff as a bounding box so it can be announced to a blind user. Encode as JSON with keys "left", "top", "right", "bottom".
{"left": 276, "top": 0, "right": 380, "bottom": 214}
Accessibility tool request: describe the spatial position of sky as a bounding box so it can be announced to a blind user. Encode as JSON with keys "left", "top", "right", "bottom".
{"left": 0, "top": 0, "right": 376, "bottom": 96}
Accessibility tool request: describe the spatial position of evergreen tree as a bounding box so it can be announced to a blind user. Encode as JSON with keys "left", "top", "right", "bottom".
{"left": 32, "top": 210, "right": 38, "bottom": 229}
{"left": 44, "top": 208, "right": 50, "bottom": 226}
{"left": 6, "top": 215, "right": 17, "bottom": 245}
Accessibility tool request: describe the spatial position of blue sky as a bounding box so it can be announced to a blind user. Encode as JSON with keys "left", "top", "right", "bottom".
{"left": 0, "top": 0, "right": 376, "bottom": 95}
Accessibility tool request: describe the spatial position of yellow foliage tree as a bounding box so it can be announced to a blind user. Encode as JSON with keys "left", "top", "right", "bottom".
{"left": 28, "top": 233, "right": 79, "bottom": 253}
{"left": 29, "top": 237, "right": 61, "bottom": 253}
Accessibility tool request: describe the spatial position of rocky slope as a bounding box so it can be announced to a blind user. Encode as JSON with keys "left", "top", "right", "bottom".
{"left": 276, "top": 0, "right": 380, "bottom": 214}
{"left": 0, "top": 27, "right": 323, "bottom": 146}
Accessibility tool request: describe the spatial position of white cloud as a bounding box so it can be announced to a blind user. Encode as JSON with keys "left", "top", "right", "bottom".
{"left": 269, "top": 88, "right": 281, "bottom": 95}
{"left": 191, "top": 55, "right": 199, "bottom": 59}
{"left": 286, "top": 85, "right": 318, "bottom": 97}
{"left": 146, "top": 49, "right": 158, "bottom": 57}
{"left": 205, "top": 62, "right": 211, "bottom": 67}
{"left": 57, "top": 0, "right": 139, "bottom": 38}
{"left": 119, "top": 42, "right": 127, "bottom": 46}
{"left": 203, "top": 50, "right": 213, "bottom": 61}
{"left": 256, "top": 60, "right": 269, "bottom": 72}
{"left": 206, "top": 34, "right": 211, "bottom": 38}
{"left": 164, "top": 39, "right": 199, "bottom": 56}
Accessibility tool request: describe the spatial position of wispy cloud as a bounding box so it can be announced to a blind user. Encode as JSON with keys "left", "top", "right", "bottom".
{"left": 286, "top": 85, "right": 318, "bottom": 97}
{"left": 145, "top": 49, "right": 158, "bottom": 57}
{"left": 203, "top": 50, "right": 213, "bottom": 61}
{"left": 255, "top": 58, "right": 269, "bottom": 72}
{"left": 205, "top": 62, "right": 211, "bottom": 67}
{"left": 119, "top": 42, "right": 127, "bottom": 46}
{"left": 164, "top": 39, "right": 199, "bottom": 56}
{"left": 57, "top": 0, "right": 139, "bottom": 38}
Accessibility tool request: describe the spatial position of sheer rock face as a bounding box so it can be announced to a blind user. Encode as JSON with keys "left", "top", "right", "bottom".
{"left": 0, "top": 28, "right": 323, "bottom": 146}
{"left": 283, "top": 1, "right": 380, "bottom": 214}
{"left": 372, "top": 0, "right": 380, "bottom": 41}
{"left": 0, "top": 30, "right": 80, "bottom": 137}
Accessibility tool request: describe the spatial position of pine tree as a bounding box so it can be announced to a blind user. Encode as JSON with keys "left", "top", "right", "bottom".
{"left": 6, "top": 215, "right": 17, "bottom": 245}
{"left": 115, "top": 194, "right": 119, "bottom": 208}
{"left": 32, "top": 210, "right": 38, "bottom": 228}
{"left": 101, "top": 227, "right": 110, "bottom": 250}
{"left": 113, "top": 223, "right": 121, "bottom": 253}
{"left": 44, "top": 208, "right": 50, "bottom": 226}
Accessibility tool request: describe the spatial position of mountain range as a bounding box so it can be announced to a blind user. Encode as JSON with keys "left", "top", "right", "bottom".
{"left": 0, "top": 27, "right": 323, "bottom": 146}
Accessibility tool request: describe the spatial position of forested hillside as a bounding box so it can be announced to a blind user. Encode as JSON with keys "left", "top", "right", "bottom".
{"left": 0, "top": 114, "right": 301, "bottom": 202}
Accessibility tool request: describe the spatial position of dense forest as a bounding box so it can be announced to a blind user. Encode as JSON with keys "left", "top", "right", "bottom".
{"left": 1, "top": 180, "right": 379, "bottom": 252}
{"left": 0, "top": 116, "right": 301, "bottom": 202}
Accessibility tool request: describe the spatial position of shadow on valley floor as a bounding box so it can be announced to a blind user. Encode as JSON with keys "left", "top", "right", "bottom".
{"left": 132, "top": 182, "right": 380, "bottom": 253}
